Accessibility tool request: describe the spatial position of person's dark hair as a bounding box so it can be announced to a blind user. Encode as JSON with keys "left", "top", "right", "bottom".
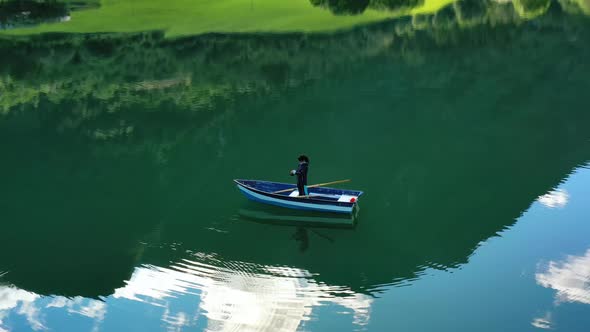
{"left": 298, "top": 155, "right": 309, "bottom": 163}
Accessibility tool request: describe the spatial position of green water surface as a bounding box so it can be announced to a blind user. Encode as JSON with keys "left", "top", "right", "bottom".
{"left": 1, "top": 0, "right": 590, "bottom": 331}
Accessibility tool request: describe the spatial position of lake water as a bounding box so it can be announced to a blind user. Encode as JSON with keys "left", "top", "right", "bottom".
{"left": 1, "top": 0, "right": 590, "bottom": 331}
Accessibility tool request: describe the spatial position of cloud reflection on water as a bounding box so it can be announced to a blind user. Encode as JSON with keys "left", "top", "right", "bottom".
{"left": 537, "top": 189, "right": 569, "bottom": 209}
{"left": 0, "top": 286, "right": 43, "bottom": 331}
{"left": 0, "top": 285, "right": 106, "bottom": 331}
{"left": 1, "top": 256, "right": 371, "bottom": 331}
{"left": 531, "top": 311, "right": 553, "bottom": 329}
{"left": 113, "top": 258, "right": 372, "bottom": 331}
{"left": 536, "top": 249, "right": 590, "bottom": 305}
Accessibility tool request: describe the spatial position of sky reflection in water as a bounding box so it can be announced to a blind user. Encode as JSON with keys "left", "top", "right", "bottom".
{"left": 1, "top": 257, "right": 372, "bottom": 332}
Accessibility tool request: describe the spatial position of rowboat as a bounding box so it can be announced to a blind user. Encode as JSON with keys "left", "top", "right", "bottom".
{"left": 234, "top": 179, "right": 363, "bottom": 214}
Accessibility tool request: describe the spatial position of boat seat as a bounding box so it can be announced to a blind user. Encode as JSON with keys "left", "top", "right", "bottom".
{"left": 338, "top": 195, "right": 358, "bottom": 203}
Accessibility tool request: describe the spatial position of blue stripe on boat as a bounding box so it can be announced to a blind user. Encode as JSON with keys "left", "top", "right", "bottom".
{"left": 237, "top": 185, "right": 353, "bottom": 213}
{"left": 234, "top": 179, "right": 363, "bottom": 214}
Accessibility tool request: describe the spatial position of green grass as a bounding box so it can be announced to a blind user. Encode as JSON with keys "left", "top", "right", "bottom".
{"left": 2, "top": 0, "right": 454, "bottom": 37}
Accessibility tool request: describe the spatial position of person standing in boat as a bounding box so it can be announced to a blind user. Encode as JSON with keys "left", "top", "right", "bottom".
{"left": 290, "top": 155, "right": 309, "bottom": 196}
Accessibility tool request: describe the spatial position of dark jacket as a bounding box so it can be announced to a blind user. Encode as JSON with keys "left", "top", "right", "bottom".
{"left": 295, "top": 162, "right": 309, "bottom": 187}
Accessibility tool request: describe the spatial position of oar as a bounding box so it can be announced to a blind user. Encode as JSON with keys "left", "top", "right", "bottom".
{"left": 272, "top": 179, "right": 351, "bottom": 194}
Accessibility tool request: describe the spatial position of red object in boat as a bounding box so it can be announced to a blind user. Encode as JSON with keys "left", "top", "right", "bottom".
{"left": 349, "top": 197, "right": 356, "bottom": 203}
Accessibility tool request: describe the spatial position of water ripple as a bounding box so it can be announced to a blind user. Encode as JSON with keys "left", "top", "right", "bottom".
{"left": 111, "top": 256, "right": 373, "bottom": 331}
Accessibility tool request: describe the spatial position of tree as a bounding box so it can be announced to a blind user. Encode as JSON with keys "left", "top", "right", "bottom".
{"left": 0, "top": 0, "right": 68, "bottom": 28}
{"left": 309, "top": 0, "right": 370, "bottom": 15}
{"left": 369, "top": 0, "right": 423, "bottom": 11}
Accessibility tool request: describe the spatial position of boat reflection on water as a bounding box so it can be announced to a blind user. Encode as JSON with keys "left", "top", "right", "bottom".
{"left": 237, "top": 202, "right": 359, "bottom": 228}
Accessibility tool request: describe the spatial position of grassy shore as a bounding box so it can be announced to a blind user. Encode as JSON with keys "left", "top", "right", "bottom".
{"left": 2, "top": 0, "right": 454, "bottom": 37}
